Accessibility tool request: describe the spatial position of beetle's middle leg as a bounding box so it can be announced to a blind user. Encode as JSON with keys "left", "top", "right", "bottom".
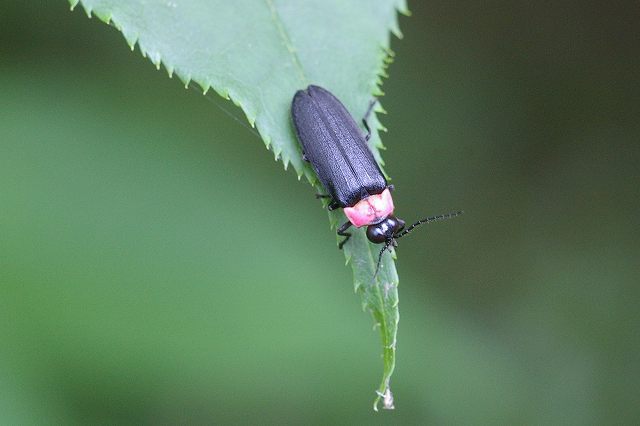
{"left": 315, "top": 194, "right": 340, "bottom": 211}
{"left": 362, "top": 99, "right": 378, "bottom": 142}
{"left": 337, "top": 221, "right": 352, "bottom": 249}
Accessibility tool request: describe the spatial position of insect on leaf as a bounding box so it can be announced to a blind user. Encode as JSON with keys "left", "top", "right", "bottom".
{"left": 70, "top": 0, "right": 408, "bottom": 410}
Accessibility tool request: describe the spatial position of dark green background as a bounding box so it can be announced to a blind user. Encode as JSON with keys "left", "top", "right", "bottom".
{"left": 1, "top": 2, "right": 638, "bottom": 424}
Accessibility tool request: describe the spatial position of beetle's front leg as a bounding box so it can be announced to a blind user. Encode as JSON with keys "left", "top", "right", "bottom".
{"left": 337, "top": 221, "right": 353, "bottom": 249}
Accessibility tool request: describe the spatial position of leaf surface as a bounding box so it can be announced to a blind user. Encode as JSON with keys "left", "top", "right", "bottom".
{"left": 70, "top": 0, "right": 407, "bottom": 409}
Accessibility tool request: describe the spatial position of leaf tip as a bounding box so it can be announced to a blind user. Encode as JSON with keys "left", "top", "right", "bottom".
{"left": 373, "top": 387, "right": 395, "bottom": 411}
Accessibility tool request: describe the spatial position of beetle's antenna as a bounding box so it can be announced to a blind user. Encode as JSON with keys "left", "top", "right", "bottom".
{"left": 374, "top": 239, "right": 394, "bottom": 277}
{"left": 395, "top": 211, "right": 464, "bottom": 239}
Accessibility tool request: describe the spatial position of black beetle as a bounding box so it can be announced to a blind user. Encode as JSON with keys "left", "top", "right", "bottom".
{"left": 291, "top": 85, "right": 461, "bottom": 271}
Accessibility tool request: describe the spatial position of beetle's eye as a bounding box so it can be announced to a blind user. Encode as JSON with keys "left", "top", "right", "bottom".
{"left": 366, "top": 223, "right": 388, "bottom": 244}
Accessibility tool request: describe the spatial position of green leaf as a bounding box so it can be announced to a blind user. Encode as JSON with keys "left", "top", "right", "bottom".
{"left": 69, "top": 0, "right": 408, "bottom": 410}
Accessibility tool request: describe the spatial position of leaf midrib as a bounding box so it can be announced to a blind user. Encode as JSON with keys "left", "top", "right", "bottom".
{"left": 264, "top": 0, "right": 308, "bottom": 86}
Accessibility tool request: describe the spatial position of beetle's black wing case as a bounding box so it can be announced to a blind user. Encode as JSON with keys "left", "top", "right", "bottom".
{"left": 291, "top": 85, "right": 387, "bottom": 208}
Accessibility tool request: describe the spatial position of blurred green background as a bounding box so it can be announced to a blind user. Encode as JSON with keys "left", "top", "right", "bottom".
{"left": 1, "top": 1, "right": 638, "bottom": 424}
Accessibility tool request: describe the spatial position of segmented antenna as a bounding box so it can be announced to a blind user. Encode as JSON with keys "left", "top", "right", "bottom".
{"left": 394, "top": 211, "right": 464, "bottom": 239}
{"left": 374, "top": 239, "right": 394, "bottom": 278}
{"left": 373, "top": 211, "right": 464, "bottom": 277}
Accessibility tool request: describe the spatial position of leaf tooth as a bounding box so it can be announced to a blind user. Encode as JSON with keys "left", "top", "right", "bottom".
{"left": 231, "top": 93, "right": 258, "bottom": 128}
{"left": 382, "top": 48, "right": 396, "bottom": 67}
{"left": 361, "top": 299, "right": 370, "bottom": 311}
{"left": 273, "top": 147, "right": 282, "bottom": 162}
{"left": 353, "top": 281, "right": 362, "bottom": 294}
{"left": 211, "top": 85, "right": 229, "bottom": 100}
{"left": 373, "top": 87, "right": 385, "bottom": 97}
{"left": 344, "top": 251, "right": 353, "bottom": 265}
{"left": 397, "top": 0, "right": 411, "bottom": 16}
{"left": 165, "top": 64, "right": 175, "bottom": 78}
{"left": 232, "top": 94, "right": 256, "bottom": 128}
{"left": 149, "top": 51, "right": 162, "bottom": 70}
{"left": 224, "top": 86, "right": 240, "bottom": 105}
{"left": 177, "top": 72, "right": 191, "bottom": 89}
{"left": 121, "top": 29, "right": 138, "bottom": 51}
{"left": 280, "top": 149, "right": 300, "bottom": 171}
{"left": 382, "top": 50, "right": 392, "bottom": 63}
{"left": 389, "top": 14, "right": 404, "bottom": 39}
{"left": 68, "top": 0, "right": 80, "bottom": 11}
{"left": 93, "top": 9, "right": 112, "bottom": 24}
{"left": 238, "top": 105, "right": 256, "bottom": 128}
{"left": 230, "top": 94, "right": 242, "bottom": 108}
{"left": 262, "top": 133, "right": 272, "bottom": 150}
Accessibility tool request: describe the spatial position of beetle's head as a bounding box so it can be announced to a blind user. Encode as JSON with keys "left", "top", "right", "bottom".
{"left": 366, "top": 215, "right": 405, "bottom": 244}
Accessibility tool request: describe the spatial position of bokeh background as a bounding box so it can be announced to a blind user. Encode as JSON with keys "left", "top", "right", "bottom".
{"left": 1, "top": 1, "right": 638, "bottom": 424}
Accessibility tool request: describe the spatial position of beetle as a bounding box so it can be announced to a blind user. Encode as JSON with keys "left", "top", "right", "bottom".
{"left": 291, "top": 85, "right": 461, "bottom": 272}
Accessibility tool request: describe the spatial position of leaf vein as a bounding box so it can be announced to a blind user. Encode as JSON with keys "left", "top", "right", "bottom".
{"left": 264, "top": 0, "right": 307, "bottom": 85}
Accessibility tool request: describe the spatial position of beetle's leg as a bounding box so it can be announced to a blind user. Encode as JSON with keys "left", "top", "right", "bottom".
{"left": 362, "top": 99, "right": 378, "bottom": 142}
{"left": 388, "top": 184, "right": 395, "bottom": 192}
{"left": 337, "top": 221, "right": 353, "bottom": 249}
{"left": 328, "top": 200, "right": 340, "bottom": 211}
{"left": 315, "top": 194, "right": 340, "bottom": 211}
